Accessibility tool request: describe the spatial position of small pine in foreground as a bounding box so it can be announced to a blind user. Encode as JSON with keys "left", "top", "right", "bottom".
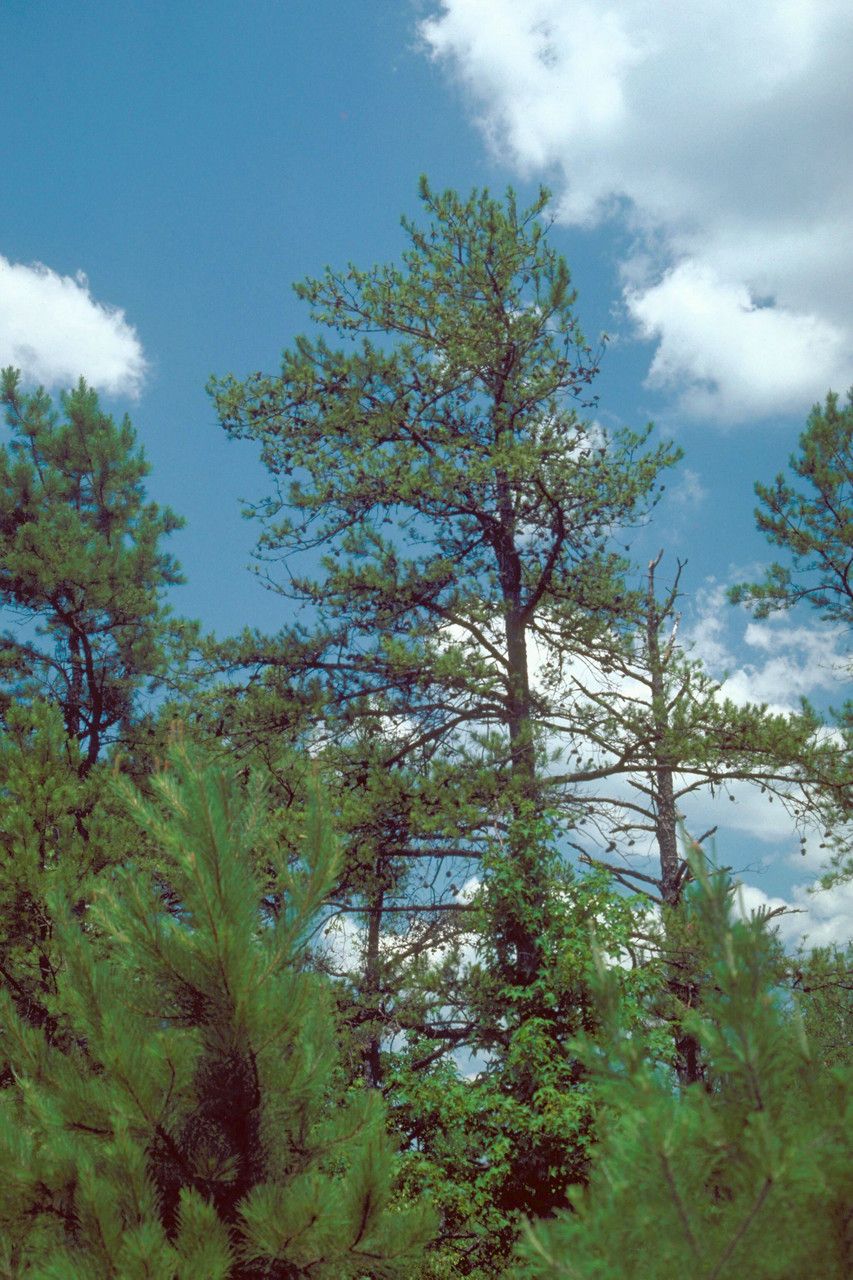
{"left": 0, "top": 745, "right": 434, "bottom": 1277}
{"left": 518, "top": 856, "right": 852, "bottom": 1279}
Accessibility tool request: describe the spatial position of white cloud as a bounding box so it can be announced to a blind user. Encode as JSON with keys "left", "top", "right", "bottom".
{"left": 684, "top": 583, "right": 849, "bottom": 712}
{"left": 734, "top": 881, "right": 791, "bottom": 924}
{"left": 0, "top": 257, "right": 146, "bottom": 396}
{"left": 314, "top": 873, "right": 482, "bottom": 978}
{"left": 682, "top": 582, "right": 735, "bottom": 673}
{"left": 720, "top": 658, "right": 837, "bottom": 714}
{"left": 668, "top": 467, "right": 706, "bottom": 509}
{"left": 421, "top": 1, "right": 853, "bottom": 422}
{"left": 627, "top": 263, "right": 849, "bottom": 422}
{"left": 736, "top": 877, "right": 853, "bottom": 949}
{"left": 788, "top": 878, "right": 853, "bottom": 948}
{"left": 316, "top": 910, "right": 364, "bottom": 973}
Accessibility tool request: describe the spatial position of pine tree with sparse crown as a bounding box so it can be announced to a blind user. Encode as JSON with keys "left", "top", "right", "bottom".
{"left": 728, "top": 389, "right": 853, "bottom": 628}
{"left": 0, "top": 369, "right": 187, "bottom": 775}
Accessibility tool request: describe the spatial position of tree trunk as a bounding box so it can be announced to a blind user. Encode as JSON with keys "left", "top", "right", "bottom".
{"left": 362, "top": 880, "right": 385, "bottom": 1088}
{"left": 646, "top": 554, "right": 705, "bottom": 1086}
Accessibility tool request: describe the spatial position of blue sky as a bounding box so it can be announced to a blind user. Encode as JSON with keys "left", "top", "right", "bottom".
{"left": 2, "top": 1, "right": 850, "bottom": 942}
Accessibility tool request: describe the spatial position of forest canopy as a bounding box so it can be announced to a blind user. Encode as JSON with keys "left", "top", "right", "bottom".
{"left": 0, "top": 183, "right": 849, "bottom": 1278}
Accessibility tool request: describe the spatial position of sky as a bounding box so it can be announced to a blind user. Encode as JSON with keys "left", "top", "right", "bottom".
{"left": 1, "top": 0, "right": 850, "bottom": 945}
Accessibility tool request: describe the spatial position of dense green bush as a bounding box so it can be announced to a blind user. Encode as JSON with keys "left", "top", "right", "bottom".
{"left": 0, "top": 745, "right": 433, "bottom": 1277}
{"left": 518, "top": 859, "right": 852, "bottom": 1279}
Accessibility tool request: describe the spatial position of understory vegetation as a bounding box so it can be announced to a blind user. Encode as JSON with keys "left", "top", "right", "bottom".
{"left": 0, "top": 185, "right": 849, "bottom": 1277}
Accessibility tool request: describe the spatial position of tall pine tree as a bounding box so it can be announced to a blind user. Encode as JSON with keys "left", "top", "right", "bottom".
{"left": 209, "top": 179, "right": 680, "bottom": 1000}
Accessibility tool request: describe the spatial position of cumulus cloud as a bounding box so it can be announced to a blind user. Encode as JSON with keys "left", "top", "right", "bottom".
{"left": 0, "top": 256, "right": 146, "bottom": 396}
{"left": 421, "top": 0, "right": 853, "bottom": 422}
{"left": 682, "top": 777, "right": 800, "bottom": 848}
{"left": 627, "top": 263, "right": 849, "bottom": 422}
{"left": 684, "top": 581, "right": 849, "bottom": 712}
{"left": 735, "top": 877, "right": 853, "bottom": 949}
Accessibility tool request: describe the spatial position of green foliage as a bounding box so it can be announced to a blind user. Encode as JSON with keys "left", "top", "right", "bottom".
{"left": 518, "top": 858, "right": 853, "bottom": 1279}
{"left": 389, "top": 836, "right": 661, "bottom": 1278}
{"left": 793, "top": 941, "right": 852, "bottom": 1071}
{"left": 0, "top": 369, "right": 187, "bottom": 772}
{"left": 2, "top": 192, "right": 844, "bottom": 1279}
{"left": 728, "top": 390, "right": 853, "bottom": 884}
{"left": 205, "top": 182, "right": 850, "bottom": 1271}
{"left": 0, "top": 745, "right": 433, "bottom": 1276}
{"left": 0, "top": 700, "right": 137, "bottom": 1067}
{"left": 208, "top": 179, "right": 679, "bottom": 834}
{"left": 206, "top": 172, "right": 680, "bottom": 1091}
{"left": 729, "top": 389, "right": 852, "bottom": 626}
